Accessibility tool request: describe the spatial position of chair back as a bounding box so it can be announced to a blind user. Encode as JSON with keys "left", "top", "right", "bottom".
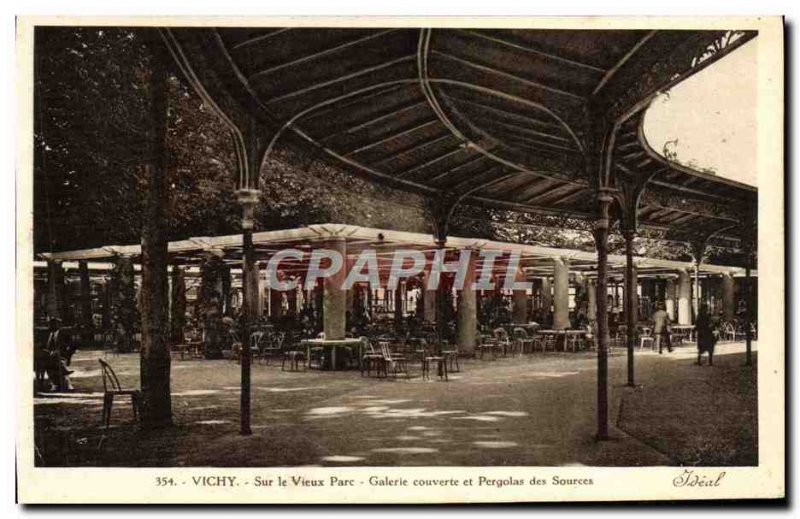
{"left": 98, "top": 359, "right": 122, "bottom": 392}
{"left": 379, "top": 342, "right": 394, "bottom": 361}
{"left": 724, "top": 322, "right": 735, "bottom": 336}
{"left": 363, "top": 338, "right": 380, "bottom": 355}
{"left": 250, "top": 331, "right": 264, "bottom": 350}
{"left": 512, "top": 327, "right": 528, "bottom": 340}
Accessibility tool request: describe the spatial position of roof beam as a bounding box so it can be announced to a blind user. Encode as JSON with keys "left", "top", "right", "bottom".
{"left": 442, "top": 93, "right": 566, "bottom": 132}
{"left": 343, "top": 120, "right": 440, "bottom": 156}
{"left": 432, "top": 50, "right": 586, "bottom": 101}
{"left": 523, "top": 183, "right": 579, "bottom": 205}
{"left": 511, "top": 178, "right": 558, "bottom": 204}
{"left": 592, "top": 31, "right": 657, "bottom": 95}
{"left": 450, "top": 165, "right": 506, "bottom": 193}
{"left": 456, "top": 29, "right": 606, "bottom": 74}
{"left": 394, "top": 147, "right": 470, "bottom": 179}
{"left": 549, "top": 187, "right": 589, "bottom": 206}
{"left": 231, "top": 28, "right": 293, "bottom": 50}
{"left": 485, "top": 120, "right": 578, "bottom": 150}
{"left": 369, "top": 133, "right": 454, "bottom": 168}
{"left": 303, "top": 84, "right": 407, "bottom": 122}
{"left": 317, "top": 100, "right": 428, "bottom": 142}
{"left": 649, "top": 179, "right": 733, "bottom": 203}
{"left": 263, "top": 54, "right": 415, "bottom": 105}
{"left": 645, "top": 207, "right": 677, "bottom": 222}
{"left": 249, "top": 29, "right": 398, "bottom": 80}
{"left": 428, "top": 154, "right": 489, "bottom": 183}
{"left": 664, "top": 213, "right": 699, "bottom": 226}
{"left": 491, "top": 133, "right": 563, "bottom": 158}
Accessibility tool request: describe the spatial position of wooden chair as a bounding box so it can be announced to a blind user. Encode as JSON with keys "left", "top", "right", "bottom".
{"left": 98, "top": 359, "right": 141, "bottom": 430}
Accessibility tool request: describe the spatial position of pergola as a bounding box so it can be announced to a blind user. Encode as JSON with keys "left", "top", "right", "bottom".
{"left": 55, "top": 26, "right": 762, "bottom": 437}
{"left": 39, "top": 223, "right": 755, "bottom": 327}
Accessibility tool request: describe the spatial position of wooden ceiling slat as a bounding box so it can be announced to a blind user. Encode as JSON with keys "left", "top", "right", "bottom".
{"left": 456, "top": 29, "right": 606, "bottom": 74}
{"left": 230, "top": 28, "right": 293, "bottom": 50}
{"left": 317, "top": 100, "right": 428, "bottom": 142}
{"left": 522, "top": 182, "right": 578, "bottom": 205}
{"left": 248, "top": 29, "right": 399, "bottom": 80}
{"left": 428, "top": 155, "right": 491, "bottom": 184}
{"left": 369, "top": 134, "right": 455, "bottom": 169}
{"left": 394, "top": 147, "right": 472, "bottom": 179}
{"left": 431, "top": 50, "right": 586, "bottom": 102}
{"left": 482, "top": 119, "right": 578, "bottom": 150}
{"left": 442, "top": 91, "right": 566, "bottom": 132}
{"left": 342, "top": 120, "right": 440, "bottom": 156}
{"left": 449, "top": 165, "right": 507, "bottom": 193}
{"left": 263, "top": 54, "right": 415, "bottom": 106}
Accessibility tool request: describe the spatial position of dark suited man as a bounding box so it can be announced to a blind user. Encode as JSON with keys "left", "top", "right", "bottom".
{"left": 652, "top": 302, "right": 672, "bottom": 354}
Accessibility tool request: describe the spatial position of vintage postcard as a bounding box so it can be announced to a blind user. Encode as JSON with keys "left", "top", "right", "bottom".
{"left": 15, "top": 15, "right": 784, "bottom": 503}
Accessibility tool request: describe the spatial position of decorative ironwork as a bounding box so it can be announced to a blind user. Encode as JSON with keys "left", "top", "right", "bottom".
{"left": 596, "top": 30, "right": 757, "bottom": 124}
{"left": 638, "top": 188, "right": 742, "bottom": 222}
{"left": 424, "top": 192, "right": 462, "bottom": 246}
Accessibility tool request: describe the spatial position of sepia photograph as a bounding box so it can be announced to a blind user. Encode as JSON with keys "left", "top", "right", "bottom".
{"left": 14, "top": 14, "right": 784, "bottom": 503}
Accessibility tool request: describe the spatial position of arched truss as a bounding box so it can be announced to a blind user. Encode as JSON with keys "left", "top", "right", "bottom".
{"left": 167, "top": 27, "right": 758, "bottom": 243}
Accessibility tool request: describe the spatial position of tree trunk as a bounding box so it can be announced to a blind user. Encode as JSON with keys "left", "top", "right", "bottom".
{"left": 139, "top": 33, "right": 172, "bottom": 429}
{"left": 170, "top": 266, "right": 186, "bottom": 344}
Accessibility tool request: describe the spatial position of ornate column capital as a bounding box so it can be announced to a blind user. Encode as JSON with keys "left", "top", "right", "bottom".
{"left": 236, "top": 188, "right": 261, "bottom": 230}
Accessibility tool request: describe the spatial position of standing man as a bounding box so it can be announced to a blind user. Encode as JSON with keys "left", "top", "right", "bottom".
{"left": 652, "top": 302, "right": 672, "bottom": 354}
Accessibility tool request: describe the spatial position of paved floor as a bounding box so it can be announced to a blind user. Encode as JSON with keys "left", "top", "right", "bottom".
{"left": 33, "top": 341, "right": 757, "bottom": 467}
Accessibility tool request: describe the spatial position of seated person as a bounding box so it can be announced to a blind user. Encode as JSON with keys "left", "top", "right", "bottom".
{"left": 43, "top": 318, "right": 74, "bottom": 391}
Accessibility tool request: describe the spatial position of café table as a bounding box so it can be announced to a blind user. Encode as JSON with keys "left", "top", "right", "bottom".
{"left": 671, "top": 325, "right": 696, "bottom": 343}
{"left": 300, "top": 338, "right": 363, "bottom": 370}
{"left": 536, "top": 329, "right": 586, "bottom": 352}
{"left": 562, "top": 330, "right": 587, "bottom": 352}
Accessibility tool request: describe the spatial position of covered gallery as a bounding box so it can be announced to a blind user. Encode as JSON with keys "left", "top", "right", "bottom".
{"left": 35, "top": 27, "right": 759, "bottom": 437}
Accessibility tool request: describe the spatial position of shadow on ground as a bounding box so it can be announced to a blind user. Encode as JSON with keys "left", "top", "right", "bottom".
{"left": 33, "top": 342, "right": 757, "bottom": 467}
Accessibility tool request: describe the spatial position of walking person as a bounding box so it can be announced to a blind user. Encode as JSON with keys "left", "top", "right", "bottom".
{"left": 652, "top": 302, "right": 672, "bottom": 354}
{"left": 696, "top": 303, "right": 718, "bottom": 366}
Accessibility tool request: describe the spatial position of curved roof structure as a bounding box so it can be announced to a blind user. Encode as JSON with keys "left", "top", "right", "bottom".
{"left": 163, "top": 27, "right": 757, "bottom": 246}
